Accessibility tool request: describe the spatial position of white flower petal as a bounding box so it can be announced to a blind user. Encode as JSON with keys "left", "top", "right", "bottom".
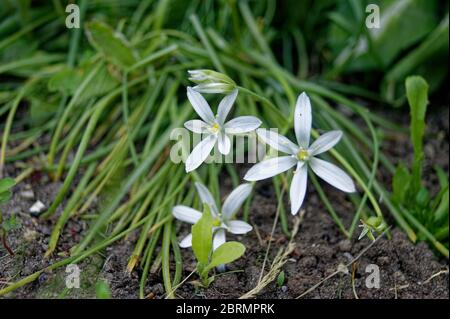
{"left": 217, "top": 89, "right": 238, "bottom": 125}
{"left": 294, "top": 92, "right": 312, "bottom": 148}
{"left": 187, "top": 87, "right": 215, "bottom": 123}
{"left": 213, "top": 228, "right": 226, "bottom": 251}
{"left": 222, "top": 183, "right": 252, "bottom": 218}
{"left": 256, "top": 128, "right": 298, "bottom": 155}
{"left": 218, "top": 133, "right": 231, "bottom": 155}
{"left": 227, "top": 220, "right": 253, "bottom": 234}
{"left": 185, "top": 134, "right": 217, "bottom": 172}
{"left": 244, "top": 156, "right": 297, "bottom": 181}
{"left": 184, "top": 119, "right": 209, "bottom": 133}
{"left": 309, "top": 157, "right": 356, "bottom": 193}
{"left": 213, "top": 229, "right": 227, "bottom": 272}
{"left": 224, "top": 116, "right": 262, "bottom": 134}
{"left": 290, "top": 163, "right": 308, "bottom": 215}
{"left": 195, "top": 182, "right": 219, "bottom": 217}
{"left": 309, "top": 130, "right": 343, "bottom": 156}
{"left": 179, "top": 233, "right": 192, "bottom": 248}
{"left": 172, "top": 205, "right": 202, "bottom": 224}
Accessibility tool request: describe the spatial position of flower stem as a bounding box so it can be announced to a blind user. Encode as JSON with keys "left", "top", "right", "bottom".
{"left": 238, "top": 86, "right": 278, "bottom": 110}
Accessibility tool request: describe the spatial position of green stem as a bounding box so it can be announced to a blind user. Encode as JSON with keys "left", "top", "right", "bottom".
{"left": 47, "top": 62, "right": 102, "bottom": 167}
{"left": 0, "top": 88, "right": 26, "bottom": 178}
{"left": 162, "top": 220, "right": 174, "bottom": 298}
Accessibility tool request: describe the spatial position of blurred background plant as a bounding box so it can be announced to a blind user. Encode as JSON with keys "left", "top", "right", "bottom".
{"left": 0, "top": 0, "right": 448, "bottom": 298}
{"left": 276, "top": 0, "right": 448, "bottom": 105}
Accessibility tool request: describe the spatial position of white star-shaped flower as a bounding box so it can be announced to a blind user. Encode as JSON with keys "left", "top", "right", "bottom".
{"left": 244, "top": 92, "right": 356, "bottom": 215}
{"left": 172, "top": 182, "right": 253, "bottom": 250}
{"left": 184, "top": 87, "right": 261, "bottom": 172}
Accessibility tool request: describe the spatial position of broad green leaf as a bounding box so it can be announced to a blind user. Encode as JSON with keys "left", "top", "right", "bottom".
{"left": 204, "top": 241, "right": 245, "bottom": 273}
{"left": 78, "top": 63, "right": 119, "bottom": 104}
{"left": 191, "top": 205, "right": 213, "bottom": 265}
{"left": 406, "top": 75, "right": 428, "bottom": 191}
{"left": 48, "top": 68, "right": 82, "bottom": 95}
{"left": 392, "top": 163, "right": 411, "bottom": 204}
{"left": 329, "top": 0, "right": 438, "bottom": 72}
{"left": 0, "top": 190, "right": 12, "bottom": 203}
{"left": 85, "top": 21, "right": 136, "bottom": 69}
{"left": 0, "top": 177, "right": 15, "bottom": 193}
{"left": 95, "top": 280, "right": 112, "bottom": 299}
{"left": 48, "top": 64, "right": 118, "bottom": 104}
{"left": 368, "top": 0, "right": 437, "bottom": 67}
{"left": 277, "top": 271, "right": 285, "bottom": 287}
{"left": 29, "top": 94, "right": 59, "bottom": 125}
{"left": 383, "top": 16, "right": 449, "bottom": 103}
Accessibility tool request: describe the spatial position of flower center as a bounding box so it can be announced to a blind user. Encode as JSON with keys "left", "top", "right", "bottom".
{"left": 297, "top": 149, "right": 309, "bottom": 161}
{"left": 209, "top": 123, "right": 220, "bottom": 134}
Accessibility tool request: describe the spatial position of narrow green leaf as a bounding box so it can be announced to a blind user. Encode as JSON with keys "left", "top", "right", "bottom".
{"left": 435, "top": 226, "right": 449, "bottom": 241}
{"left": 204, "top": 241, "right": 245, "bottom": 273}
{"left": 435, "top": 166, "right": 449, "bottom": 189}
{"left": 191, "top": 205, "right": 213, "bottom": 265}
{"left": 434, "top": 189, "right": 449, "bottom": 222}
{"left": 415, "top": 187, "right": 430, "bottom": 207}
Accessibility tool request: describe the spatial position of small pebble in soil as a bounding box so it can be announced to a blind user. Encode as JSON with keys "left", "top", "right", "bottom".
{"left": 38, "top": 273, "right": 47, "bottom": 284}
{"left": 23, "top": 229, "right": 39, "bottom": 241}
{"left": 394, "top": 271, "right": 407, "bottom": 283}
{"left": 20, "top": 189, "right": 35, "bottom": 199}
{"left": 337, "top": 263, "right": 349, "bottom": 275}
{"left": 153, "top": 283, "right": 164, "bottom": 295}
{"left": 338, "top": 239, "right": 352, "bottom": 252}
{"left": 377, "top": 256, "right": 391, "bottom": 266}
{"left": 29, "top": 200, "right": 45, "bottom": 214}
{"left": 343, "top": 252, "right": 354, "bottom": 262}
{"left": 299, "top": 256, "right": 317, "bottom": 268}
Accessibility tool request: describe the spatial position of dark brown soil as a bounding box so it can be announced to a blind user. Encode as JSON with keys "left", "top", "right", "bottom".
{"left": 0, "top": 107, "right": 448, "bottom": 299}
{"left": 159, "top": 180, "right": 449, "bottom": 299}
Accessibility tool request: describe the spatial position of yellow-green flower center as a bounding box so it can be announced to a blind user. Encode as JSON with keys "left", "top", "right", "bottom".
{"left": 209, "top": 123, "right": 220, "bottom": 134}
{"left": 212, "top": 219, "right": 221, "bottom": 227}
{"left": 297, "top": 149, "right": 309, "bottom": 161}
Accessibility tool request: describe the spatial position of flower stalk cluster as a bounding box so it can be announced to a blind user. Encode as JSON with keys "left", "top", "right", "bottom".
{"left": 173, "top": 69, "right": 380, "bottom": 281}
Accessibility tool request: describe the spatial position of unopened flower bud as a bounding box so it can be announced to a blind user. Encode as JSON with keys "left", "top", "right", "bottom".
{"left": 188, "top": 69, "right": 236, "bottom": 94}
